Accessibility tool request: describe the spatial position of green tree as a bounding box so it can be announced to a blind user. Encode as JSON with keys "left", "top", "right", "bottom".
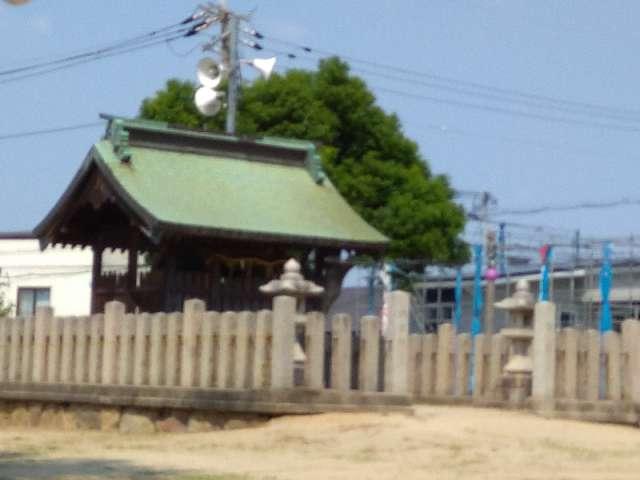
{"left": 140, "top": 58, "right": 468, "bottom": 265}
{"left": 0, "top": 291, "right": 11, "bottom": 317}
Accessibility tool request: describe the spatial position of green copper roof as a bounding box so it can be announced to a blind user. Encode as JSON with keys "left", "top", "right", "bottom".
{"left": 80, "top": 119, "right": 387, "bottom": 249}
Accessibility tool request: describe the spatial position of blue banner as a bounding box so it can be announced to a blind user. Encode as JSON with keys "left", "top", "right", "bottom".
{"left": 539, "top": 245, "right": 553, "bottom": 301}
{"left": 471, "top": 245, "right": 483, "bottom": 337}
{"left": 498, "top": 222, "right": 507, "bottom": 277}
{"left": 599, "top": 242, "right": 613, "bottom": 333}
{"left": 454, "top": 268, "right": 462, "bottom": 331}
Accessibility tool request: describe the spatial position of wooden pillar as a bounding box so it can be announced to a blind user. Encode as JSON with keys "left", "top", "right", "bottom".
{"left": 164, "top": 248, "right": 177, "bottom": 312}
{"left": 90, "top": 244, "right": 104, "bottom": 314}
{"left": 126, "top": 228, "right": 139, "bottom": 312}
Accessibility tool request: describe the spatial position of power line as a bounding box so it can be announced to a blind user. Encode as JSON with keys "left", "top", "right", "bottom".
{"left": 267, "top": 50, "right": 640, "bottom": 132}
{"left": 267, "top": 48, "right": 640, "bottom": 122}
{"left": 0, "top": 122, "right": 103, "bottom": 141}
{"left": 0, "top": 33, "right": 190, "bottom": 85}
{"left": 0, "top": 12, "right": 211, "bottom": 86}
{"left": 0, "top": 23, "right": 190, "bottom": 78}
{"left": 365, "top": 84, "right": 640, "bottom": 133}
{"left": 258, "top": 32, "right": 640, "bottom": 122}
{"left": 421, "top": 123, "right": 638, "bottom": 161}
{"left": 497, "top": 197, "right": 640, "bottom": 215}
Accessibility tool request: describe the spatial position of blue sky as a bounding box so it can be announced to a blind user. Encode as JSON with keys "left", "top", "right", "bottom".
{"left": 1, "top": 1, "right": 639, "bottom": 248}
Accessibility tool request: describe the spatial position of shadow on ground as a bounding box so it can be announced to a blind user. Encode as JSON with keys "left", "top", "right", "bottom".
{"left": 0, "top": 452, "right": 185, "bottom": 480}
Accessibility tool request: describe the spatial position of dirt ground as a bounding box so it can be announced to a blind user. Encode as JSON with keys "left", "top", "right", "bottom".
{"left": 1, "top": 405, "right": 639, "bottom": 480}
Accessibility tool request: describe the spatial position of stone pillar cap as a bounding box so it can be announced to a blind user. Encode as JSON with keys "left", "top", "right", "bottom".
{"left": 259, "top": 258, "right": 324, "bottom": 297}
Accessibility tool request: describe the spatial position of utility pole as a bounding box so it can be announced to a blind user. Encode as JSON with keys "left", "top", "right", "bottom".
{"left": 219, "top": 4, "right": 240, "bottom": 134}
{"left": 484, "top": 229, "right": 498, "bottom": 334}
{"left": 196, "top": 2, "right": 275, "bottom": 133}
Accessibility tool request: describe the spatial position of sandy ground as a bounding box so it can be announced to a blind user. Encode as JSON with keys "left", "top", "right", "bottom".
{"left": 1, "top": 405, "right": 639, "bottom": 480}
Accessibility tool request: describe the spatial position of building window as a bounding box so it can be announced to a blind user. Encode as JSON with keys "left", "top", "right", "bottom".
{"left": 17, "top": 288, "right": 50, "bottom": 317}
{"left": 426, "top": 288, "right": 438, "bottom": 303}
{"left": 441, "top": 288, "right": 455, "bottom": 303}
{"left": 559, "top": 311, "right": 575, "bottom": 328}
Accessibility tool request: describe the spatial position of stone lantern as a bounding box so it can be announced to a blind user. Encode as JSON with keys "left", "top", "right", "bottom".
{"left": 260, "top": 258, "right": 324, "bottom": 384}
{"left": 495, "top": 279, "right": 535, "bottom": 405}
{"left": 259, "top": 258, "right": 324, "bottom": 310}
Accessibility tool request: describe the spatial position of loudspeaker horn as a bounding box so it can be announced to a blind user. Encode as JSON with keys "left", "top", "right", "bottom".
{"left": 194, "top": 87, "right": 223, "bottom": 116}
{"left": 250, "top": 57, "right": 277, "bottom": 79}
{"left": 197, "top": 57, "right": 225, "bottom": 89}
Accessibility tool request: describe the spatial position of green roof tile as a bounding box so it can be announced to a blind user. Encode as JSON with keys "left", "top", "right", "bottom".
{"left": 93, "top": 133, "right": 387, "bottom": 248}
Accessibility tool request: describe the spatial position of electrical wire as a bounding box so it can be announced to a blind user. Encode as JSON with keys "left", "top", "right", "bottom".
{"left": 266, "top": 50, "right": 640, "bottom": 133}
{"left": 0, "top": 12, "right": 211, "bottom": 85}
{"left": 0, "top": 24, "right": 191, "bottom": 78}
{"left": 496, "top": 198, "right": 640, "bottom": 215}
{"left": 0, "top": 121, "right": 103, "bottom": 141}
{"left": 266, "top": 48, "right": 640, "bottom": 133}
{"left": 264, "top": 48, "right": 640, "bottom": 123}
{"left": 257, "top": 33, "right": 640, "bottom": 122}
{"left": 0, "top": 32, "right": 192, "bottom": 85}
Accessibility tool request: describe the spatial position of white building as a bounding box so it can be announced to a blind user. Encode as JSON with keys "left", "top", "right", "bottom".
{"left": 0, "top": 233, "right": 128, "bottom": 317}
{"left": 414, "top": 261, "right": 640, "bottom": 333}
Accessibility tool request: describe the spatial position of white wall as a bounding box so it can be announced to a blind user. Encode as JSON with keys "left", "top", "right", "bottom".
{"left": 0, "top": 239, "right": 128, "bottom": 317}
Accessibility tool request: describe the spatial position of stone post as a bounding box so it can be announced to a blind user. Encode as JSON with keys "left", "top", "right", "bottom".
{"left": 488, "top": 334, "right": 505, "bottom": 399}
{"left": 252, "top": 310, "right": 272, "bottom": 389}
{"left": 331, "top": 314, "right": 352, "bottom": 391}
{"left": 8, "top": 317, "right": 21, "bottom": 382}
{"left": 407, "top": 334, "right": 423, "bottom": 397}
{"left": 455, "top": 333, "right": 472, "bottom": 397}
{"left": 604, "top": 331, "right": 622, "bottom": 401}
{"left": 60, "top": 317, "right": 75, "bottom": 384}
{"left": 305, "top": 311, "right": 326, "bottom": 389}
{"left": 20, "top": 314, "right": 34, "bottom": 383}
{"left": 585, "top": 329, "right": 600, "bottom": 402}
{"left": 33, "top": 306, "right": 52, "bottom": 383}
{"left": 181, "top": 299, "right": 205, "bottom": 388}
{"left": 0, "top": 317, "right": 8, "bottom": 382}
{"left": 149, "top": 313, "right": 165, "bottom": 386}
{"left": 419, "top": 334, "right": 436, "bottom": 398}
{"left": 102, "top": 301, "right": 124, "bottom": 385}
{"left": 563, "top": 328, "right": 578, "bottom": 400}
{"left": 233, "top": 311, "right": 252, "bottom": 389}
{"left": 216, "top": 312, "right": 234, "bottom": 389}
{"left": 621, "top": 319, "right": 640, "bottom": 402}
{"left": 271, "top": 296, "right": 295, "bottom": 389}
{"left": 133, "top": 313, "right": 151, "bottom": 386}
{"left": 74, "top": 316, "right": 89, "bottom": 384}
{"left": 532, "top": 301, "right": 556, "bottom": 413}
{"left": 118, "top": 314, "right": 134, "bottom": 386}
{"left": 384, "top": 290, "right": 410, "bottom": 395}
{"left": 199, "top": 311, "right": 218, "bottom": 388}
{"left": 435, "top": 323, "right": 454, "bottom": 396}
{"left": 472, "top": 334, "right": 486, "bottom": 400}
{"left": 88, "top": 314, "right": 103, "bottom": 384}
{"left": 165, "top": 312, "right": 181, "bottom": 387}
{"left": 47, "top": 315, "right": 62, "bottom": 383}
{"left": 359, "top": 315, "right": 380, "bottom": 392}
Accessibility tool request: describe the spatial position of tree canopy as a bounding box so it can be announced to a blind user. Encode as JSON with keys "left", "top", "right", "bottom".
{"left": 140, "top": 58, "right": 468, "bottom": 264}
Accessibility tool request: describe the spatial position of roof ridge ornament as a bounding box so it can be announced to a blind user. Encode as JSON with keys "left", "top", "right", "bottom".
{"left": 305, "top": 147, "right": 326, "bottom": 185}
{"left": 108, "top": 118, "right": 132, "bottom": 163}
